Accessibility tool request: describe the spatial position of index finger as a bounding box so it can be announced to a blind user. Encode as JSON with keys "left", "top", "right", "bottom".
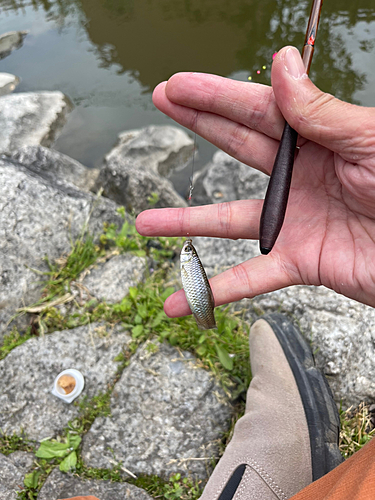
{"left": 136, "top": 201, "right": 263, "bottom": 240}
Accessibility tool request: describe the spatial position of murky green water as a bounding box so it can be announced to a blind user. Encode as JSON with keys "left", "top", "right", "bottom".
{"left": 0, "top": 0, "right": 374, "bottom": 194}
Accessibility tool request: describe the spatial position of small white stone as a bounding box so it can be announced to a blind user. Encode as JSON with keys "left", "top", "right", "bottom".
{"left": 0, "top": 72, "right": 19, "bottom": 96}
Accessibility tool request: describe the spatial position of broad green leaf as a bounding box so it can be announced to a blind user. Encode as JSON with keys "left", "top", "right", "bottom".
{"left": 24, "top": 471, "right": 41, "bottom": 489}
{"left": 215, "top": 345, "right": 233, "bottom": 371}
{"left": 161, "top": 287, "right": 175, "bottom": 301}
{"left": 169, "top": 335, "right": 178, "bottom": 346}
{"left": 198, "top": 334, "right": 206, "bottom": 344}
{"left": 59, "top": 451, "right": 77, "bottom": 472}
{"left": 196, "top": 345, "right": 207, "bottom": 357}
{"left": 145, "top": 288, "right": 157, "bottom": 299}
{"left": 133, "top": 249, "right": 146, "bottom": 257}
{"left": 134, "top": 314, "right": 143, "bottom": 325}
{"left": 132, "top": 324, "right": 144, "bottom": 338}
{"left": 118, "top": 298, "right": 132, "bottom": 311}
{"left": 35, "top": 440, "right": 70, "bottom": 458}
{"left": 129, "top": 287, "right": 138, "bottom": 300}
{"left": 121, "top": 221, "right": 129, "bottom": 235}
{"left": 137, "top": 303, "right": 148, "bottom": 319}
{"left": 152, "top": 311, "right": 166, "bottom": 328}
{"left": 121, "top": 322, "right": 134, "bottom": 329}
{"left": 68, "top": 434, "right": 81, "bottom": 450}
{"left": 104, "top": 226, "right": 117, "bottom": 240}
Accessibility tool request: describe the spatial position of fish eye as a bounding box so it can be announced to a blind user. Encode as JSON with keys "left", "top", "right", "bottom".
{"left": 185, "top": 245, "right": 192, "bottom": 252}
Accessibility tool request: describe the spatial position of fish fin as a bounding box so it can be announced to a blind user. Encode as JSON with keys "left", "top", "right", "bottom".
{"left": 181, "top": 264, "right": 189, "bottom": 280}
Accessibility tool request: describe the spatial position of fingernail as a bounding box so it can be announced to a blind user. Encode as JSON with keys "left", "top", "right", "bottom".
{"left": 284, "top": 47, "right": 307, "bottom": 80}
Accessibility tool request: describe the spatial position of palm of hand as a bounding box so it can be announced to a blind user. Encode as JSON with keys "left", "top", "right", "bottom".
{"left": 272, "top": 141, "right": 375, "bottom": 307}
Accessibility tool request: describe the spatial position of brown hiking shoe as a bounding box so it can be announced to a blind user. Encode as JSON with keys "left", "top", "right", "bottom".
{"left": 199, "top": 313, "right": 342, "bottom": 500}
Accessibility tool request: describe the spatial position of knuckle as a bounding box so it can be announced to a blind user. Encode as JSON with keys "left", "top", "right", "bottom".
{"left": 296, "top": 92, "right": 335, "bottom": 131}
{"left": 231, "top": 262, "right": 252, "bottom": 295}
{"left": 177, "top": 207, "right": 190, "bottom": 235}
{"left": 216, "top": 202, "right": 233, "bottom": 239}
{"left": 226, "top": 123, "right": 249, "bottom": 157}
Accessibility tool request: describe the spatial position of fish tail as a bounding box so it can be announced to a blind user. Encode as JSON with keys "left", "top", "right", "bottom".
{"left": 194, "top": 314, "right": 217, "bottom": 331}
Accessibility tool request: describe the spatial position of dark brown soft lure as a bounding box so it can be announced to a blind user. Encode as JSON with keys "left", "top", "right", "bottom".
{"left": 180, "top": 239, "right": 216, "bottom": 330}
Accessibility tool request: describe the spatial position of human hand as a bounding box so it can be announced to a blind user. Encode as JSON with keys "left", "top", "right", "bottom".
{"left": 136, "top": 46, "right": 375, "bottom": 318}
{"left": 59, "top": 496, "right": 100, "bottom": 500}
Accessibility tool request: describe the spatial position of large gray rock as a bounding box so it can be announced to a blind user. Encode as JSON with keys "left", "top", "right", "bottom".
{"left": 7, "top": 451, "right": 35, "bottom": 475}
{"left": 192, "top": 150, "right": 269, "bottom": 205}
{"left": 9, "top": 146, "right": 99, "bottom": 192}
{"left": 38, "top": 469, "right": 154, "bottom": 500}
{"left": 82, "top": 254, "right": 147, "bottom": 303}
{"left": 95, "top": 125, "right": 192, "bottom": 213}
{"left": 82, "top": 341, "right": 231, "bottom": 479}
{"left": 192, "top": 236, "right": 259, "bottom": 277}
{"left": 0, "top": 158, "right": 122, "bottom": 337}
{"left": 0, "top": 91, "right": 72, "bottom": 155}
{"left": 0, "top": 453, "right": 25, "bottom": 500}
{"left": 0, "top": 31, "right": 28, "bottom": 60}
{"left": 249, "top": 286, "right": 375, "bottom": 407}
{"left": 0, "top": 73, "right": 19, "bottom": 97}
{"left": 0, "top": 324, "right": 130, "bottom": 441}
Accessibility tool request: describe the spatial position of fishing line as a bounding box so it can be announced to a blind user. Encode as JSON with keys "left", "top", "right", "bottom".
{"left": 186, "top": 113, "right": 198, "bottom": 237}
{"left": 180, "top": 115, "right": 216, "bottom": 330}
{"left": 188, "top": 131, "right": 197, "bottom": 209}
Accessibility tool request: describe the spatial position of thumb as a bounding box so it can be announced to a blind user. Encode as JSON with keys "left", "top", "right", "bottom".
{"left": 271, "top": 46, "right": 375, "bottom": 161}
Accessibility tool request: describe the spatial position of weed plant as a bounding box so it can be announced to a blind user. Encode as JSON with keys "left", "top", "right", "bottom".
{"left": 0, "top": 327, "right": 33, "bottom": 361}
{"left": 340, "top": 403, "right": 375, "bottom": 458}
{"left": 0, "top": 431, "right": 34, "bottom": 456}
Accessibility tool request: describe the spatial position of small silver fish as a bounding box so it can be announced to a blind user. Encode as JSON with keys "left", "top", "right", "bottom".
{"left": 180, "top": 239, "right": 216, "bottom": 330}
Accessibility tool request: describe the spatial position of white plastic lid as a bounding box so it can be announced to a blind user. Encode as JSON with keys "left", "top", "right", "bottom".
{"left": 51, "top": 369, "right": 85, "bottom": 404}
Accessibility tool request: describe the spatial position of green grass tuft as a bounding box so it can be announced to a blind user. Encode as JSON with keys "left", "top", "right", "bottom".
{"left": 129, "top": 472, "right": 203, "bottom": 500}
{"left": 0, "top": 430, "right": 34, "bottom": 456}
{"left": 43, "top": 235, "right": 99, "bottom": 297}
{"left": 340, "top": 402, "right": 375, "bottom": 458}
{"left": 0, "top": 327, "right": 34, "bottom": 361}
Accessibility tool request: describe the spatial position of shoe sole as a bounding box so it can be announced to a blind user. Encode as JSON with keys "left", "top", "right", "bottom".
{"left": 263, "top": 313, "right": 343, "bottom": 481}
